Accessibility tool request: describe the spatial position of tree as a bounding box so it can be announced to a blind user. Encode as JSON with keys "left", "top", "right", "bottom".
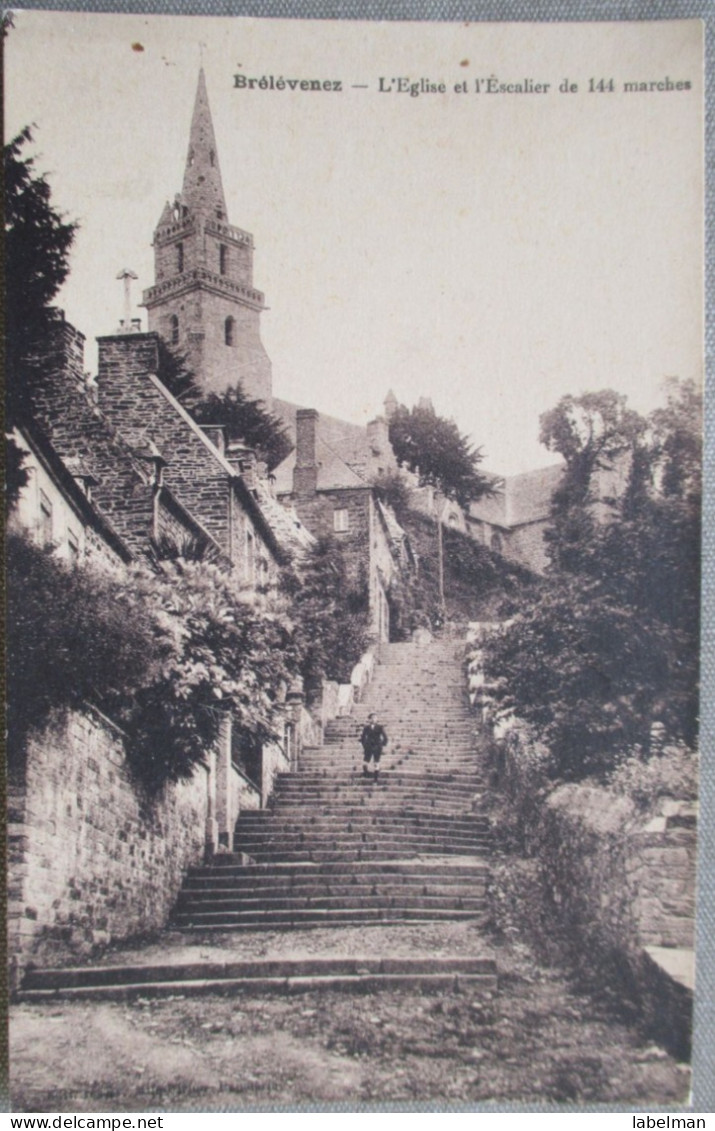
{"left": 483, "top": 381, "right": 701, "bottom": 781}
{"left": 192, "top": 385, "right": 293, "bottom": 472}
{"left": 4, "top": 127, "right": 78, "bottom": 420}
{"left": 540, "top": 390, "right": 646, "bottom": 573}
{"left": 286, "top": 536, "right": 370, "bottom": 699}
{"left": 388, "top": 400, "right": 494, "bottom": 509}
{"left": 155, "top": 353, "right": 293, "bottom": 472}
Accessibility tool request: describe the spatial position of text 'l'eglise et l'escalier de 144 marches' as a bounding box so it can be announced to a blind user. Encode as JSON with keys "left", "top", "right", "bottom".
{"left": 232, "top": 73, "right": 693, "bottom": 96}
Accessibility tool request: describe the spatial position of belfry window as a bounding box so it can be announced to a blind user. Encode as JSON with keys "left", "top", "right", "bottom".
{"left": 224, "top": 316, "right": 235, "bottom": 346}
{"left": 177, "top": 242, "right": 184, "bottom": 273}
{"left": 219, "top": 245, "right": 228, "bottom": 275}
{"left": 170, "top": 314, "right": 179, "bottom": 345}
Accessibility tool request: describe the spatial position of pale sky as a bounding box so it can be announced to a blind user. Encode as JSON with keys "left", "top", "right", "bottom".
{"left": 4, "top": 13, "right": 704, "bottom": 474}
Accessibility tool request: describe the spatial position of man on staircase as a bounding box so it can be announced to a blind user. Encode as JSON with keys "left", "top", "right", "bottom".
{"left": 360, "top": 713, "right": 388, "bottom": 783}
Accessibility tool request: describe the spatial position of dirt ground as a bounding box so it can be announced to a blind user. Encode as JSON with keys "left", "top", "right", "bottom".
{"left": 9, "top": 927, "right": 690, "bottom": 1112}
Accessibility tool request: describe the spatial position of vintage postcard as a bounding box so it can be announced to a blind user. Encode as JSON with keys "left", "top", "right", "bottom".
{"left": 4, "top": 11, "right": 706, "bottom": 1113}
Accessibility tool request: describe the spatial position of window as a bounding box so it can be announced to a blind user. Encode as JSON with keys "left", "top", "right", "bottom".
{"left": 177, "top": 242, "right": 184, "bottom": 273}
{"left": 333, "top": 508, "right": 349, "bottom": 533}
{"left": 219, "top": 244, "right": 228, "bottom": 275}
{"left": 67, "top": 528, "right": 80, "bottom": 561}
{"left": 224, "top": 316, "right": 235, "bottom": 346}
{"left": 170, "top": 314, "right": 179, "bottom": 345}
{"left": 39, "top": 489, "right": 53, "bottom": 545}
{"left": 490, "top": 531, "right": 503, "bottom": 553}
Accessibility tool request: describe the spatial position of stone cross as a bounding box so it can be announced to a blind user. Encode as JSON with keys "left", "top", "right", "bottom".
{"left": 116, "top": 268, "right": 138, "bottom": 330}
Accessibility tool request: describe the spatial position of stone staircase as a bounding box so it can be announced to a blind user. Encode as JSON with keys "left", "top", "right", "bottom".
{"left": 18, "top": 638, "right": 498, "bottom": 1000}
{"left": 173, "top": 640, "right": 491, "bottom": 931}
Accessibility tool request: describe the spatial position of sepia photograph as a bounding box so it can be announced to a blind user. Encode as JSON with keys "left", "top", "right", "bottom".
{"left": 3, "top": 11, "right": 705, "bottom": 1111}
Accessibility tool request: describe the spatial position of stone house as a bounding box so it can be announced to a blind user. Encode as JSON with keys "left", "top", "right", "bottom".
{"left": 468, "top": 464, "right": 564, "bottom": 574}
{"left": 6, "top": 314, "right": 313, "bottom": 979}
{"left": 272, "top": 407, "right": 413, "bottom": 642}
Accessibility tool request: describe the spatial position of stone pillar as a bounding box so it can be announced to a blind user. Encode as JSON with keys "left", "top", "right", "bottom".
{"left": 286, "top": 677, "right": 306, "bottom": 770}
{"left": 204, "top": 748, "right": 219, "bottom": 858}
{"left": 215, "top": 714, "right": 233, "bottom": 849}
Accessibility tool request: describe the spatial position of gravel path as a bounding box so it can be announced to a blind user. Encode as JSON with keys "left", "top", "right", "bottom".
{"left": 10, "top": 928, "right": 689, "bottom": 1111}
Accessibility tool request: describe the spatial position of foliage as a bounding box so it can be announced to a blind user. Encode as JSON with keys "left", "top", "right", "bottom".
{"left": 286, "top": 536, "right": 370, "bottom": 698}
{"left": 149, "top": 531, "right": 221, "bottom": 565}
{"left": 192, "top": 385, "right": 293, "bottom": 471}
{"left": 483, "top": 577, "right": 674, "bottom": 779}
{"left": 5, "top": 436, "right": 30, "bottom": 513}
{"left": 154, "top": 338, "right": 199, "bottom": 406}
{"left": 540, "top": 390, "right": 644, "bottom": 572}
{"left": 6, "top": 533, "right": 168, "bottom": 767}
{"left": 388, "top": 400, "right": 494, "bottom": 509}
{"left": 7, "top": 533, "right": 298, "bottom": 792}
{"left": 397, "top": 509, "right": 535, "bottom": 628}
{"left": 371, "top": 469, "right": 412, "bottom": 517}
{"left": 156, "top": 351, "right": 293, "bottom": 472}
{"left": 154, "top": 334, "right": 292, "bottom": 470}
{"left": 608, "top": 746, "right": 698, "bottom": 813}
{"left": 4, "top": 127, "right": 78, "bottom": 423}
{"left": 482, "top": 381, "right": 701, "bottom": 782}
{"left": 117, "top": 560, "right": 296, "bottom": 789}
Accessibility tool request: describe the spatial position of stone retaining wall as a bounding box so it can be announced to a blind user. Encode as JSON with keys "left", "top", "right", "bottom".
{"left": 8, "top": 708, "right": 209, "bottom": 982}
{"left": 494, "top": 722, "right": 697, "bottom": 1056}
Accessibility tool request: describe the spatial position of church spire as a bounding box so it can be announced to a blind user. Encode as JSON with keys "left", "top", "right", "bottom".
{"left": 181, "top": 68, "right": 228, "bottom": 221}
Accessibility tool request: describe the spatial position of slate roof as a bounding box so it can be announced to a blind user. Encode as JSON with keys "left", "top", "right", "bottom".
{"left": 254, "top": 482, "right": 315, "bottom": 553}
{"left": 272, "top": 398, "right": 371, "bottom": 496}
{"left": 272, "top": 397, "right": 372, "bottom": 492}
{"left": 469, "top": 463, "right": 563, "bottom": 529}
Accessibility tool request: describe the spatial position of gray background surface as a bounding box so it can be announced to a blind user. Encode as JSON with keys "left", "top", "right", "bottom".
{"left": 4, "top": 0, "right": 713, "bottom": 1114}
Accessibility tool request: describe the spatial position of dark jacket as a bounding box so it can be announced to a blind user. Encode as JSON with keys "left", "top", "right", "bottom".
{"left": 360, "top": 723, "right": 388, "bottom": 757}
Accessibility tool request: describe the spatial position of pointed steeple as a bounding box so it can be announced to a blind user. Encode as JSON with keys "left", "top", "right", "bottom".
{"left": 181, "top": 68, "right": 228, "bottom": 221}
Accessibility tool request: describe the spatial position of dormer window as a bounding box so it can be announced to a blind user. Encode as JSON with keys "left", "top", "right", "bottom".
{"left": 170, "top": 314, "right": 179, "bottom": 345}
{"left": 219, "top": 245, "right": 228, "bottom": 275}
{"left": 225, "top": 316, "right": 235, "bottom": 346}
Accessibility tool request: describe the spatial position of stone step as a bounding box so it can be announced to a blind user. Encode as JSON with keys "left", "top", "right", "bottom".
{"left": 236, "top": 814, "right": 489, "bottom": 832}
{"left": 177, "top": 893, "right": 487, "bottom": 914}
{"left": 198, "top": 857, "right": 488, "bottom": 877}
{"left": 180, "top": 878, "right": 486, "bottom": 898}
{"left": 18, "top": 956, "right": 497, "bottom": 1002}
{"left": 172, "top": 906, "right": 487, "bottom": 927}
{"left": 235, "top": 846, "right": 490, "bottom": 864}
{"left": 235, "top": 828, "right": 489, "bottom": 847}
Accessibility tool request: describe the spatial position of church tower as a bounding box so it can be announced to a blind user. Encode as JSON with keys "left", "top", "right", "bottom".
{"left": 142, "top": 69, "right": 272, "bottom": 404}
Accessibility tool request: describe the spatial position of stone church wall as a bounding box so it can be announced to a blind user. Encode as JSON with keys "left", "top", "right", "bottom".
{"left": 8, "top": 708, "right": 208, "bottom": 982}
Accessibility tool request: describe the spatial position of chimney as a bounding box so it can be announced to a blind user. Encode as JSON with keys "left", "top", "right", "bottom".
{"left": 95, "top": 331, "right": 161, "bottom": 429}
{"left": 293, "top": 408, "right": 319, "bottom": 498}
{"left": 225, "top": 441, "right": 257, "bottom": 491}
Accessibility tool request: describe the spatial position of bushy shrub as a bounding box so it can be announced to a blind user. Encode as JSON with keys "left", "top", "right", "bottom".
{"left": 7, "top": 534, "right": 298, "bottom": 792}
{"left": 608, "top": 746, "right": 699, "bottom": 812}
{"left": 286, "top": 536, "right": 370, "bottom": 698}
{"left": 6, "top": 532, "right": 169, "bottom": 766}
